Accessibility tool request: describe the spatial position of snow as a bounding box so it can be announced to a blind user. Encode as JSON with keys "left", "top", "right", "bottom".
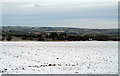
{"left": 0, "top": 41, "right": 118, "bottom": 74}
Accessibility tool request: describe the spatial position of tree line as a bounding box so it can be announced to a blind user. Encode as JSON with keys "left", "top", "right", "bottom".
{"left": 1, "top": 31, "right": 120, "bottom": 41}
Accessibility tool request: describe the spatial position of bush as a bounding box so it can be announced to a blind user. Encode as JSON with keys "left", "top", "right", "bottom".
{"left": 7, "top": 36, "right": 12, "bottom": 41}
{"left": 2, "top": 37, "right": 4, "bottom": 41}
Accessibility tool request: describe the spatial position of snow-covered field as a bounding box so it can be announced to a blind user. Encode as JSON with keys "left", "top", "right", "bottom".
{"left": 0, "top": 41, "right": 118, "bottom": 74}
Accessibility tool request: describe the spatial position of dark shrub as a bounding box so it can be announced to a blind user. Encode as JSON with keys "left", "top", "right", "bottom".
{"left": 7, "top": 36, "right": 12, "bottom": 41}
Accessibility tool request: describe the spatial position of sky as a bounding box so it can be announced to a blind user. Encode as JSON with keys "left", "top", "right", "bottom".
{"left": 1, "top": 0, "right": 119, "bottom": 29}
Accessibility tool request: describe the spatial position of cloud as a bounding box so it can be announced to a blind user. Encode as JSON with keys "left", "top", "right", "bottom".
{"left": 20, "top": 4, "right": 35, "bottom": 8}
{"left": 2, "top": 2, "right": 118, "bottom": 29}
{"left": 19, "top": 4, "right": 40, "bottom": 8}
{"left": 2, "top": 0, "right": 119, "bottom": 2}
{"left": 34, "top": 4, "right": 40, "bottom": 7}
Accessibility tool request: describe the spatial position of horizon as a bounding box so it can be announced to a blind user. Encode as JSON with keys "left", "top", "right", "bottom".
{"left": 2, "top": 25, "right": 119, "bottom": 30}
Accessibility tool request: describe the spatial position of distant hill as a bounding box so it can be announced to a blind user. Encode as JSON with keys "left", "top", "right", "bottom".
{"left": 2, "top": 26, "right": 119, "bottom": 36}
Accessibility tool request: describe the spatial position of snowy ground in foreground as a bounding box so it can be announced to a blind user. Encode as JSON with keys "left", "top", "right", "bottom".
{"left": 0, "top": 41, "right": 118, "bottom": 74}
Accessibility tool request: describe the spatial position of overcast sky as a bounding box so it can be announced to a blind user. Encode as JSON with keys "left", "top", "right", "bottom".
{"left": 2, "top": 0, "right": 119, "bottom": 29}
